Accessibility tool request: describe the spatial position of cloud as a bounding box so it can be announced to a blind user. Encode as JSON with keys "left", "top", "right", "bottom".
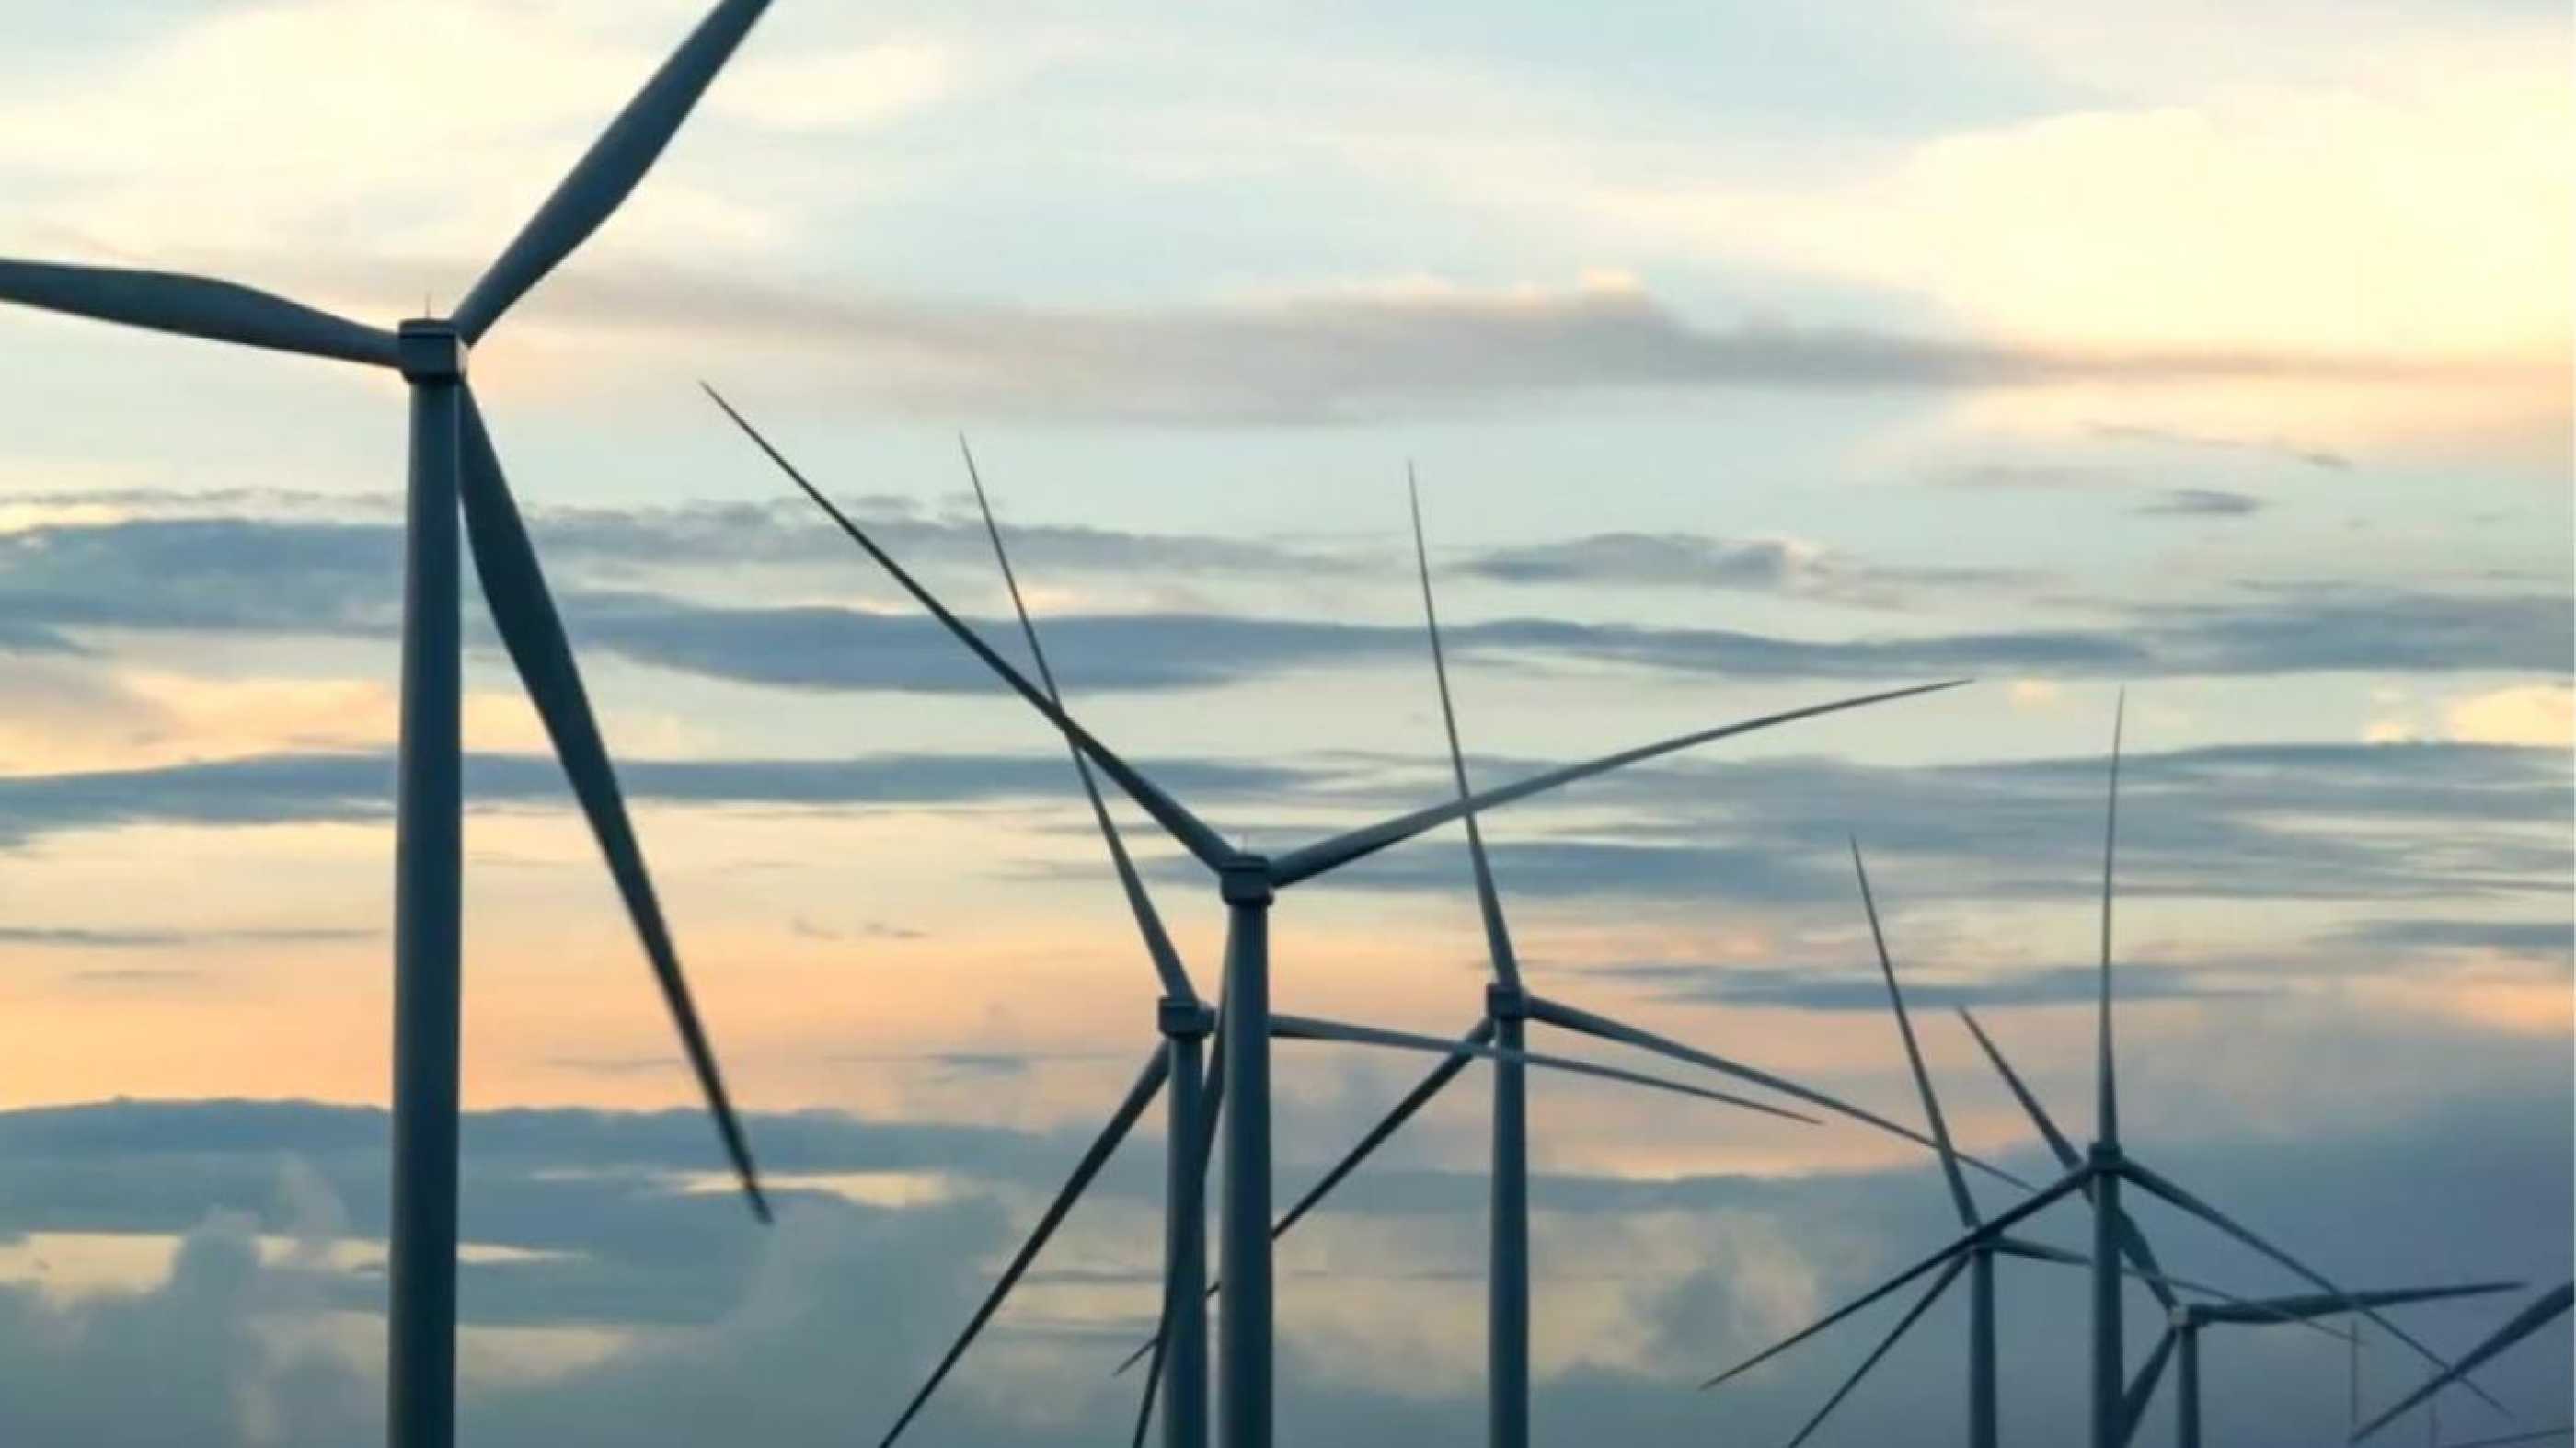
{"left": 0, "top": 1087, "right": 2565, "bottom": 1445}
{"left": 0, "top": 748, "right": 1318, "bottom": 848}
{"left": 1455, "top": 532, "right": 2029, "bottom": 606}
{"left": 2087, "top": 419, "right": 2352, "bottom": 470}
{"left": 553, "top": 269, "right": 2444, "bottom": 423}
{"left": 1559, "top": 960, "right": 2263, "bottom": 1011}
{"left": 2328, "top": 918, "right": 2571, "bottom": 958}
{"left": 6, "top": 513, "right": 2564, "bottom": 704}
{"left": 2133, "top": 488, "right": 2265, "bottom": 517}
{"left": 1314, "top": 740, "right": 2572, "bottom": 909}
{"left": 0, "top": 925, "right": 372, "bottom": 950}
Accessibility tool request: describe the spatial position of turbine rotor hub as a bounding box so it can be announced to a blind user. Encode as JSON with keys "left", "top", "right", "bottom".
{"left": 1485, "top": 983, "right": 1532, "bottom": 1020}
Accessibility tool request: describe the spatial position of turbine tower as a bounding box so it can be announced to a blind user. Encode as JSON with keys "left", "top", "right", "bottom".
{"left": 0, "top": 6, "right": 781, "bottom": 1444}
{"left": 703, "top": 394, "right": 1969, "bottom": 1448}
{"left": 1699, "top": 698, "right": 2508, "bottom": 1447}
{"left": 866, "top": 448, "right": 1827, "bottom": 1448}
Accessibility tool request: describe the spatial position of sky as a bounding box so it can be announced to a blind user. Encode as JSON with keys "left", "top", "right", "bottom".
{"left": 0, "top": 1, "right": 2568, "bottom": 1444}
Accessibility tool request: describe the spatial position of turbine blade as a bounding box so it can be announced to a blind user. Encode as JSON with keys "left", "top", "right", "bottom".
{"left": 1699, "top": 1165, "right": 2089, "bottom": 1391}
{"left": 1130, "top": 1316, "right": 1165, "bottom": 1448}
{"left": 0, "top": 259, "right": 399, "bottom": 366}
{"left": 1953, "top": 1008, "right": 2178, "bottom": 1309}
{"left": 1781, "top": 1255, "right": 1970, "bottom": 1448}
{"left": 2120, "top": 1159, "right": 2515, "bottom": 1421}
{"left": 1956, "top": 1006, "right": 2081, "bottom": 1170}
{"left": 1274, "top": 1016, "right": 1493, "bottom": 1241}
{"left": 704, "top": 385, "right": 1235, "bottom": 873}
{"left": 879, "top": 1048, "right": 1170, "bottom": 1448}
{"left": 960, "top": 437, "right": 1193, "bottom": 1003}
{"left": 1111, "top": 1017, "right": 1495, "bottom": 1379}
{"left": 2118, "top": 1327, "right": 2178, "bottom": 1447}
{"left": 2418, "top": 1428, "right": 2576, "bottom": 1448}
{"left": 2351, "top": 1282, "right": 2571, "bottom": 1443}
{"left": 1271, "top": 1013, "right": 1814, "bottom": 1121}
{"left": 2005, "top": 1241, "right": 2352, "bottom": 1347}
{"left": 1850, "top": 840, "right": 1978, "bottom": 1229}
{"left": 1408, "top": 470, "right": 1520, "bottom": 988}
{"left": 2098, "top": 691, "right": 2124, "bottom": 1147}
{"left": 1527, "top": 995, "right": 2027, "bottom": 1189}
{"left": 458, "top": 390, "right": 765, "bottom": 1220}
{"left": 452, "top": 0, "right": 775, "bottom": 340}
{"left": 1989, "top": 1235, "right": 2088, "bottom": 1268}
{"left": 2201, "top": 1281, "right": 2524, "bottom": 1327}
{"left": 1270, "top": 680, "right": 1969, "bottom": 888}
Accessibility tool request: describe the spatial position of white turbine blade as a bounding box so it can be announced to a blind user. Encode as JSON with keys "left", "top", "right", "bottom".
{"left": 960, "top": 437, "right": 1194, "bottom": 1003}
{"left": 2121, "top": 1159, "right": 2515, "bottom": 1420}
{"left": 2202, "top": 1281, "right": 2524, "bottom": 1327}
{"left": 452, "top": 0, "right": 774, "bottom": 340}
{"left": 1407, "top": 470, "right": 1520, "bottom": 987}
{"left": 2098, "top": 690, "right": 2125, "bottom": 1147}
{"left": 1955, "top": 1005, "right": 2177, "bottom": 1311}
{"left": 459, "top": 390, "right": 765, "bottom": 1220}
{"left": 1850, "top": 840, "right": 1978, "bottom": 1229}
{"left": 878, "top": 1047, "right": 1170, "bottom": 1448}
{"left": 1110, "top": 1016, "right": 1496, "bottom": 1379}
{"left": 1268, "top": 680, "right": 1969, "bottom": 888}
{"left": 1271, "top": 1013, "right": 1814, "bottom": 1121}
{"left": 704, "top": 384, "right": 1236, "bottom": 872}
{"left": 1699, "top": 1166, "right": 2091, "bottom": 1390}
{"left": 2352, "top": 1282, "right": 2571, "bottom": 1443}
{"left": 2118, "top": 1326, "right": 2179, "bottom": 1447}
{"left": 0, "top": 259, "right": 399, "bottom": 366}
{"left": 1527, "top": 994, "right": 2030, "bottom": 1190}
{"left": 1781, "top": 1255, "right": 1970, "bottom": 1448}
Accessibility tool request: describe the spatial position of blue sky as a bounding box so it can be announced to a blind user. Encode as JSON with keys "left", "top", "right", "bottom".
{"left": 0, "top": 1, "right": 2567, "bottom": 1443}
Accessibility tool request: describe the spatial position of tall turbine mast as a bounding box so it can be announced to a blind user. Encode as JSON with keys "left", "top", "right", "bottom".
{"left": 0, "top": 7, "right": 783, "bottom": 1445}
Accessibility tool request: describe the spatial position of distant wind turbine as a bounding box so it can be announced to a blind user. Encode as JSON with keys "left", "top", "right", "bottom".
{"left": 1699, "top": 698, "right": 2506, "bottom": 1448}
{"left": 865, "top": 447, "right": 1832, "bottom": 1448}
{"left": 2121, "top": 1283, "right": 2520, "bottom": 1448}
{"left": 1106, "top": 482, "right": 2036, "bottom": 1445}
{"left": 704, "top": 393, "right": 1968, "bottom": 1448}
{"left": 1708, "top": 839, "right": 2344, "bottom": 1447}
{"left": 0, "top": 6, "right": 780, "bottom": 1445}
{"left": 2352, "top": 1282, "right": 2573, "bottom": 1444}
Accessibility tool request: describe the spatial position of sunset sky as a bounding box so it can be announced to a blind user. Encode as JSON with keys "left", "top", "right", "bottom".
{"left": 0, "top": 2, "right": 2567, "bottom": 1444}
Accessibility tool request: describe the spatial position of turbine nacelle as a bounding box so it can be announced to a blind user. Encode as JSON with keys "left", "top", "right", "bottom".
{"left": 396, "top": 320, "right": 469, "bottom": 383}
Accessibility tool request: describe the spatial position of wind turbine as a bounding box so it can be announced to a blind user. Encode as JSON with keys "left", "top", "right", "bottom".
{"left": 2352, "top": 1282, "right": 2573, "bottom": 1444}
{"left": 1707, "top": 839, "right": 2301, "bottom": 1447}
{"left": 0, "top": 6, "right": 780, "bottom": 1445}
{"left": 1698, "top": 697, "right": 2505, "bottom": 1448}
{"left": 2119, "top": 1282, "right": 2520, "bottom": 1448}
{"left": 865, "top": 447, "right": 1829, "bottom": 1448}
{"left": 702, "top": 392, "right": 1970, "bottom": 1448}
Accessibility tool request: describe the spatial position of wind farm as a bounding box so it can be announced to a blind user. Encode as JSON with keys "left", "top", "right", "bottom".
{"left": 0, "top": 3, "right": 2565, "bottom": 1447}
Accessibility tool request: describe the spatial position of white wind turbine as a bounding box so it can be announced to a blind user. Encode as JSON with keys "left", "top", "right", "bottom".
{"left": 702, "top": 391, "right": 1970, "bottom": 1448}
{"left": 864, "top": 446, "right": 1824, "bottom": 1448}
{"left": 0, "top": 6, "right": 783, "bottom": 1444}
